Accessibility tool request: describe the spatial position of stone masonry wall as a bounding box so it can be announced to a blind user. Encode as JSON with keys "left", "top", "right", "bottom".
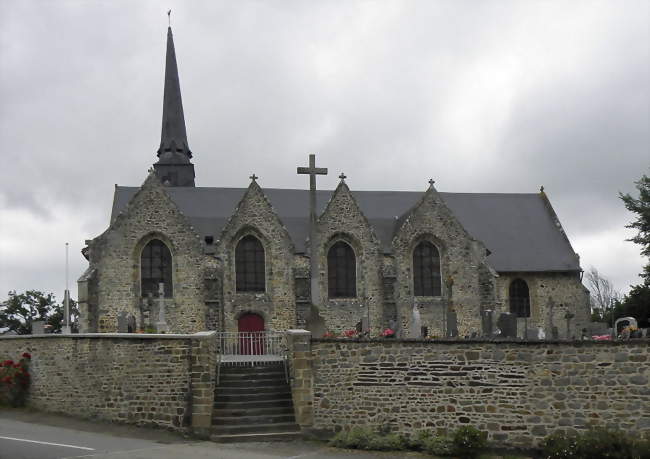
{"left": 217, "top": 181, "right": 296, "bottom": 332}
{"left": 316, "top": 182, "right": 384, "bottom": 334}
{"left": 308, "top": 339, "right": 650, "bottom": 448}
{"left": 496, "top": 272, "right": 591, "bottom": 339}
{"left": 84, "top": 173, "right": 208, "bottom": 333}
{"left": 0, "top": 333, "right": 217, "bottom": 434}
{"left": 392, "top": 186, "right": 495, "bottom": 338}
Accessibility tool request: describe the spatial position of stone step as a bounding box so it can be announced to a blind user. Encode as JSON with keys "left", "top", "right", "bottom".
{"left": 212, "top": 421, "right": 301, "bottom": 435}
{"left": 217, "top": 376, "right": 287, "bottom": 386}
{"left": 210, "top": 431, "right": 302, "bottom": 443}
{"left": 214, "top": 391, "right": 291, "bottom": 404}
{"left": 213, "top": 398, "right": 293, "bottom": 410}
{"left": 219, "top": 365, "right": 285, "bottom": 375}
{"left": 217, "top": 385, "right": 290, "bottom": 395}
{"left": 213, "top": 413, "right": 296, "bottom": 425}
{"left": 213, "top": 405, "right": 294, "bottom": 418}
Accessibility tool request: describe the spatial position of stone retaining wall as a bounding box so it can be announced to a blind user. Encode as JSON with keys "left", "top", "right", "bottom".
{"left": 0, "top": 332, "right": 216, "bottom": 434}
{"left": 306, "top": 338, "right": 650, "bottom": 447}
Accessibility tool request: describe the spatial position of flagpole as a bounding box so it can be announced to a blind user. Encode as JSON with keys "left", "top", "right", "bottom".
{"left": 63, "top": 242, "right": 71, "bottom": 334}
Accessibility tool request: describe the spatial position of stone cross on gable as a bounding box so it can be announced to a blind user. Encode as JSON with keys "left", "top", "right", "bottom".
{"left": 297, "top": 154, "right": 328, "bottom": 308}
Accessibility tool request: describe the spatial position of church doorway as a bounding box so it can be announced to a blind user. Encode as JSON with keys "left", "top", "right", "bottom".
{"left": 238, "top": 313, "right": 264, "bottom": 355}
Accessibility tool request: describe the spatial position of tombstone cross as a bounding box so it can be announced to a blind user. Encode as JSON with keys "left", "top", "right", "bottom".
{"left": 297, "top": 154, "right": 328, "bottom": 307}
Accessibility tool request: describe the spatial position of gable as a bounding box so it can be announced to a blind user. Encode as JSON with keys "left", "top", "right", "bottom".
{"left": 110, "top": 186, "right": 580, "bottom": 272}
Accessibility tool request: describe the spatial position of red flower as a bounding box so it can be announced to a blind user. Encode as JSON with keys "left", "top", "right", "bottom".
{"left": 381, "top": 328, "right": 395, "bottom": 337}
{"left": 2, "top": 360, "right": 14, "bottom": 367}
{"left": 343, "top": 329, "right": 358, "bottom": 337}
{"left": 21, "top": 353, "right": 31, "bottom": 360}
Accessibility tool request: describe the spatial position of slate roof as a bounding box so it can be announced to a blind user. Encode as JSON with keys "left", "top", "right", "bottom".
{"left": 110, "top": 186, "right": 581, "bottom": 273}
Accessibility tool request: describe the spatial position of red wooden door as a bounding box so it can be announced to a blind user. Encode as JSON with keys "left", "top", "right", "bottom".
{"left": 238, "top": 313, "right": 264, "bottom": 355}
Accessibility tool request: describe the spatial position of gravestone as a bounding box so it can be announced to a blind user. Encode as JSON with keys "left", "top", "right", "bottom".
{"left": 482, "top": 310, "right": 495, "bottom": 336}
{"left": 127, "top": 315, "right": 136, "bottom": 333}
{"left": 409, "top": 303, "right": 422, "bottom": 338}
{"left": 551, "top": 326, "right": 559, "bottom": 340}
{"left": 117, "top": 311, "right": 129, "bottom": 333}
{"left": 156, "top": 282, "right": 169, "bottom": 333}
{"left": 525, "top": 328, "right": 539, "bottom": 340}
{"left": 447, "top": 310, "right": 458, "bottom": 337}
{"left": 497, "top": 313, "right": 517, "bottom": 338}
{"left": 32, "top": 320, "right": 45, "bottom": 335}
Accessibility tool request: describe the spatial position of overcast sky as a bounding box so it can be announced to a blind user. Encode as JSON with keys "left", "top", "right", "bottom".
{"left": 0, "top": 0, "right": 648, "bottom": 305}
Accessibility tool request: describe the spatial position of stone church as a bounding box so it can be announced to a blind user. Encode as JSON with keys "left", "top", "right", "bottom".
{"left": 77, "top": 26, "right": 590, "bottom": 339}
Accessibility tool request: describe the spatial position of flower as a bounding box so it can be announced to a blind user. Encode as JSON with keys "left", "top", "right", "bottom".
{"left": 343, "top": 329, "right": 358, "bottom": 338}
{"left": 2, "top": 360, "right": 14, "bottom": 367}
{"left": 381, "top": 328, "right": 395, "bottom": 337}
{"left": 323, "top": 331, "right": 336, "bottom": 338}
{"left": 21, "top": 353, "right": 31, "bottom": 360}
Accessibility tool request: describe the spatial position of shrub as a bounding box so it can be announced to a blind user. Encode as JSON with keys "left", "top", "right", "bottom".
{"left": 451, "top": 426, "right": 488, "bottom": 459}
{"left": 329, "top": 426, "right": 374, "bottom": 449}
{"left": 409, "top": 430, "right": 434, "bottom": 450}
{"left": 541, "top": 428, "right": 647, "bottom": 459}
{"left": 422, "top": 434, "right": 454, "bottom": 456}
{"left": 0, "top": 353, "right": 31, "bottom": 407}
{"left": 329, "top": 426, "right": 407, "bottom": 451}
{"left": 541, "top": 431, "right": 580, "bottom": 459}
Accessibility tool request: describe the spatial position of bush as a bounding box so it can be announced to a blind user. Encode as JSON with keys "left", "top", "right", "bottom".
{"left": 422, "top": 434, "right": 454, "bottom": 456}
{"left": 409, "top": 430, "right": 433, "bottom": 450}
{"left": 451, "top": 426, "right": 488, "bottom": 459}
{"left": 0, "top": 353, "right": 31, "bottom": 407}
{"left": 541, "top": 428, "right": 648, "bottom": 459}
{"left": 328, "top": 426, "right": 407, "bottom": 451}
{"left": 541, "top": 431, "right": 580, "bottom": 459}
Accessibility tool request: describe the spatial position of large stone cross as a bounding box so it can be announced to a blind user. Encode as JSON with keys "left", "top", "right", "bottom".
{"left": 297, "top": 154, "right": 328, "bottom": 307}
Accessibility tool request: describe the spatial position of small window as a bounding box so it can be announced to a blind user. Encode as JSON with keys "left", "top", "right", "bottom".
{"left": 413, "top": 241, "right": 441, "bottom": 296}
{"left": 327, "top": 241, "right": 356, "bottom": 298}
{"left": 509, "top": 279, "right": 530, "bottom": 317}
{"left": 141, "top": 239, "right": 173, "bottom": 297}
{"left": 236, "top": 235, "right": 265, "bottom": 292}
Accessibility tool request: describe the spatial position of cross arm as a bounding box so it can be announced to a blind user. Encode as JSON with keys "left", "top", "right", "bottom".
{"left": 297, "top": 167, "right": 328, "bottom": 175}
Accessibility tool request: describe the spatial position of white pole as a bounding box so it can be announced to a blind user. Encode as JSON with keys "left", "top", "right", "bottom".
{"left": 63, "top": 242, "right": 70, "bottom": 334}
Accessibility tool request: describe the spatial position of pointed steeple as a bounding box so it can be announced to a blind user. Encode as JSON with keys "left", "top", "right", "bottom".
{"left": 153, "top": 26, "right": 195, "bottom": 187}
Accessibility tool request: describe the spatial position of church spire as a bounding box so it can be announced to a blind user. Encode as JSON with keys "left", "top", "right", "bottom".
{"left": 153, "top": 25, "right": 195, "bottom": 187}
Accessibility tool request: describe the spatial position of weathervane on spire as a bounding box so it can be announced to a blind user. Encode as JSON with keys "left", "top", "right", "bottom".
{"left": 167, "top": 9, "right": 172, "bottom": 27}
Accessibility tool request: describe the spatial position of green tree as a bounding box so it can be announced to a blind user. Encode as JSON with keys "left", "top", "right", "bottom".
{"left": 617, "top": 173, "right": 650, "bottom": 328}
{"left": 620, "top": 174, "right": 650, "bottom": 283}
{"left": 0, "top": 290, "right": 78, "bottom": 334}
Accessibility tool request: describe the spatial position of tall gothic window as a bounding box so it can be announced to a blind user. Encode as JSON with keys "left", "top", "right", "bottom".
{"left": 413, "top": 241, "right": 442, "bottom": 296}
{"left": 327, "top": 241, "right": 356, "bottom": 298}
{"left": 236, "top": 235, "right": 266, "bottom": 292}
{"left": 141, "top": 239, "right": 173, "bottom": 297}
{"left": 509, "top": 278, "right": 530, "bottom": 317}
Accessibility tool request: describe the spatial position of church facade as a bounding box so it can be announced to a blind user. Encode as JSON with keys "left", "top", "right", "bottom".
{"left": 77, "top": 27, "right": 590, "bottom": 339}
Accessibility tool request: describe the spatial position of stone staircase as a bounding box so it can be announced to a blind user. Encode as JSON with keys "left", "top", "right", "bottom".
{"left": 211, "top": 363, "right": 302, "bottom": 442}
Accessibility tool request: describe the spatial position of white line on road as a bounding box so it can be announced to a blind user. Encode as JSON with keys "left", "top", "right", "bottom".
{"left": 0, "top": 435, "right": 96, "bottom": 450}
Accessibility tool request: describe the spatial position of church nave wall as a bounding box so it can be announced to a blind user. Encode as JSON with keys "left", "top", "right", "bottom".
{"left": 315, "top": 182, "right": 384, "bottom": 334}
{"left": 83, "top": 173, "right": 207, "bottom": 333}
{"left": 392, "top": 187, "right": 494, "bottom": 338}
{"left": 495, "top": 272, "right": 590, "bottom": 339}
{"left": 217, "top": 181, "right": 296, "bottom": 332}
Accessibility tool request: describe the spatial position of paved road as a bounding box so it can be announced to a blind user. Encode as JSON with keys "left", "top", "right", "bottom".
{"left": 0, "top": 409, "right": 426, "bottom": 459}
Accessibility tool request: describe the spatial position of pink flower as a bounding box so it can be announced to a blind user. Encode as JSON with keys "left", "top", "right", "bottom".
{"left": 381, "top": 328, "right": 395, "bottom": 337}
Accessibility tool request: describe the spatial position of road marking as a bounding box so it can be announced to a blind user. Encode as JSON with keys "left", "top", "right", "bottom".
{"left": 0, "top": 435, "right": 95, "bottom": 450}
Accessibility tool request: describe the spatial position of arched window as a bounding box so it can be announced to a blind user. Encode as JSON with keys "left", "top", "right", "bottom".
{"left": 327, "top": 241, "right": 356, "bottom": 298}
{"left": 509, "top": 279, "right": 530, "bottom": 317}
{"left": 413, "top": 241, "right": 441, "bottom": 296}
{"left": 141, "top": 239, "right": 173, "bottom": 298}
{"left": 236, "top": 235, "right": 265, "bottom": 292}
